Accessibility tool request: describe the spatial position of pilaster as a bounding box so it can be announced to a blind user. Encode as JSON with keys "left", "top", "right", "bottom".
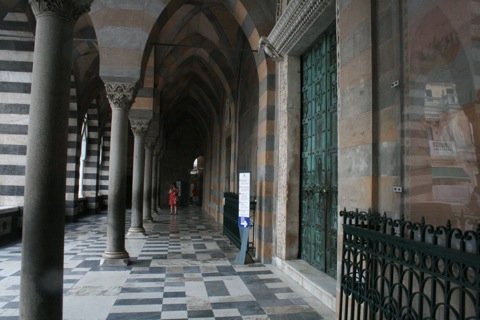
{"left": 275, "top": 56, "right": 301, "bottom": 260}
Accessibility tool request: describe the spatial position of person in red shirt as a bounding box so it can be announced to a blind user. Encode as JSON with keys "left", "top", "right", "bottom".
{"left": 169, "top": 184, "right": 179, "bottom": 214}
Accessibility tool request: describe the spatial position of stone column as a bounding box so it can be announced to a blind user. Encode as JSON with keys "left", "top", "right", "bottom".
{"left": 143, "top": 138, "right": 155, "bottom": 222}
{"left": 127, "top": 120, "right": 150, "bottom": 236}
{"left": 20, "top": 1, "right": 91, "bottom": 319}
{"left": 151, "top": 149, "right": 159, "bottom": 215}
{"left": 101, "top": 82, "right": 138, "bottom": 266}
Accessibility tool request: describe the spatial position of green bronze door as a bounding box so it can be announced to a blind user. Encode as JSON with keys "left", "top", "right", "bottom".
{"left": 300, "top": 23, "right": 338, "bottom": 278}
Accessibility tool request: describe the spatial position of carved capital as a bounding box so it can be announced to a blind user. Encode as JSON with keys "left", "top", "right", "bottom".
{"left": 105, "top": 82, "right": 138, "bottom": 112}
{"left": 129, "top": 120, "right": 149, "bottom": 136}
{"left": 30, "top": 0, "right": 92, "bottom": 22}
{"left": 145, "top": 138, "right": 156, "bottom": 149}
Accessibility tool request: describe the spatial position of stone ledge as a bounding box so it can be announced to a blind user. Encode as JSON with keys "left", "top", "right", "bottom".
{"left": 0, "top": 206, "right": 19, "bottom": 215}
{"left": 272, "top": 257, "right": 336, "bottom": 312}
{"left": 0, "top": 206, "right": 21, "bottom": 244}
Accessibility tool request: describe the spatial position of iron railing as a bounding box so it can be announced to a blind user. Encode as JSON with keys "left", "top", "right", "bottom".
{"left": 223, "top": 192, "right": 240, "bottom": 248}
{"left": 339, "top": 208, "right": 480, "bottom": 320}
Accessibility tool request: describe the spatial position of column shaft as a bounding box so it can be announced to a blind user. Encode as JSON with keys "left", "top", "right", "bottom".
{"left": 151, "top": 151, "right": 159, "bottom": 214}
{"left": 101, "top": 82, "right": 137, "bottom": 265}
{"left": 102, "top": 107, "right": 130, "bottom": 262}
{"left": 128, "top": 120, "right": 149, "bottom": 236}
{"left": 20, "top": 4, "right": 88, "bottom": 319}
{"left": 143, "top": 144, "right": 154, "bottom": 221}
{"left": 129, "top": 134, "right": 146, "bottom": 232}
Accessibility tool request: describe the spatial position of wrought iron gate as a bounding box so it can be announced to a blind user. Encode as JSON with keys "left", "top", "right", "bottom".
{"left": 300, "top": 22, "right": 338, "bottom": 277}
{"left": 223, "top": 192, "right": 240, "bottom": 248}
{"left": 339, "top": 209, "right": 480, "bottom": 320}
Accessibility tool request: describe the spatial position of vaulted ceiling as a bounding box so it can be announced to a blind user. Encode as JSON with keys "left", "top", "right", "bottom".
{"left": 0, "top": 0, "right": 276, "bottom": 157}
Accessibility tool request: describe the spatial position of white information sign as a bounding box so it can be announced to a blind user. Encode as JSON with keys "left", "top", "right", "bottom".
{"left": 238, "top": 172, "right": 250, "bottom": 219}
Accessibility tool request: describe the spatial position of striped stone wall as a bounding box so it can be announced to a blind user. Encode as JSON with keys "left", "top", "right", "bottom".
{"left": 98, "top": 120, "right": 111, "bottom": 208}
{"left": 65, "top": 76, "right": 81, "bottom": 222}
{"left": 83, "top": 103, "right": 101, "bottom": 214}
{"left": 0, "top": 10, "right": 99, "bottom": 222}
{"left": 337, "top": 0, "right": 377, "bottom": 307}
{"left": 208, "top": 123, "right": 222, "bottom": 222}
{"left": 0, "top": 11, "right": 33, "bottom": 209}
{"left": 337, "top": 0, "right": 375, "bottom": 211}
{"left": 65, "top": 82, "right": 106, "bottom": 220}
{"left": 224, "top": 0, "right": 277, "bottom": 264}
{"left": 337, "top": 0, "right": 403, "bottom": 214}
{"left": 373, "top": 1, "right": 402, "bottom": 213}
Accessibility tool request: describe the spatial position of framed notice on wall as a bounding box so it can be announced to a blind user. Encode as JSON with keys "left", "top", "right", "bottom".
{"left": 238, "top": 172, "right": 250, "bottom": 228}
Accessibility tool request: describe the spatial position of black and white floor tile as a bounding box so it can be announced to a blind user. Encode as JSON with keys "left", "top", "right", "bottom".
{"left": 0, "top": 207, "right": 335, "bottom": 320}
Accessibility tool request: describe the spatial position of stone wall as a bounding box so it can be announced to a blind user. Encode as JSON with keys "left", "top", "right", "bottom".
{"left": 65, "top": 76, "right": 81, "bottom": 221}
{"left": 0, "top": 9, "right": 107, "bottom": 222}
{"left": 373, "top": 0, "right": 402, "bottom": 214}
{"left": 84, "top": 103, "right": 101, "bottom": 214}
{"left": 98, "top": 121, "right": 110, "bottom": 208}
{"left": 0, "top": 11, "right": 32, "bottom": 209}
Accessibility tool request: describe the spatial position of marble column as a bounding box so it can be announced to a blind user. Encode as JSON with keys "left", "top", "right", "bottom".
{"left": 20, "top": 1, "right": 91, "bottom": 319}
{"left": 143, "top": 139, "right": 155, "bottom": 222}
{"left": 127, "top": 120, "right": 150, "bottom": 236}
{"left": 101, "top": 82, "right": 138, "bottom": 266}
{"left": 151, "top": 149, "right": 159, "bottom": 215}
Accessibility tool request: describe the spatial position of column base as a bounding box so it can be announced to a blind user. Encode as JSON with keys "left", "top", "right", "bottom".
{"left": 143, "top": 217, "right": 153, "bottom": 223}
{"left": 100, "top": 251, "right": 130, "bottom": 266}
{"left": 126, "top": 227, "right": 146, "bottom": 237}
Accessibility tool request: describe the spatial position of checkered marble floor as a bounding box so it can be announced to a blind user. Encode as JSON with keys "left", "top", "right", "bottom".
{"left": 0, "top": 207, "right": 335, "bottom": 320}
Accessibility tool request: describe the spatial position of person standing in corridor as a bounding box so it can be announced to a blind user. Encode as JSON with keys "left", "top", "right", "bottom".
{"left": 169, "top": 183, "right": 179, "bottom": 214}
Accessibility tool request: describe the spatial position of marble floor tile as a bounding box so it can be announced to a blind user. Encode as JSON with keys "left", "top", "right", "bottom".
{"left": 0, "top": 207, "right": 336, "bottom": 319}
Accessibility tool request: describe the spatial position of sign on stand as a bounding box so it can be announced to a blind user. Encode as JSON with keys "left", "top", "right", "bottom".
{"left": 234, "top": 171, "right": 252, "bottom": 265}
{"left": 238, "top": 172, "right": 250, "bottom": 228}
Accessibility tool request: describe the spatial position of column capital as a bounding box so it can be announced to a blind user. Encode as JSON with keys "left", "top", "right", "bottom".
{"left": 130, "top": 119, "right": 149, "bottom": 136}
{"left": 105, "top": 82, "right": 138, "bottom": 111}
{"left": 30, "top": 0, "right": 92, "bottom": 22}
{"left": 145, "top": 137, "right": 156, "bottom": 149}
